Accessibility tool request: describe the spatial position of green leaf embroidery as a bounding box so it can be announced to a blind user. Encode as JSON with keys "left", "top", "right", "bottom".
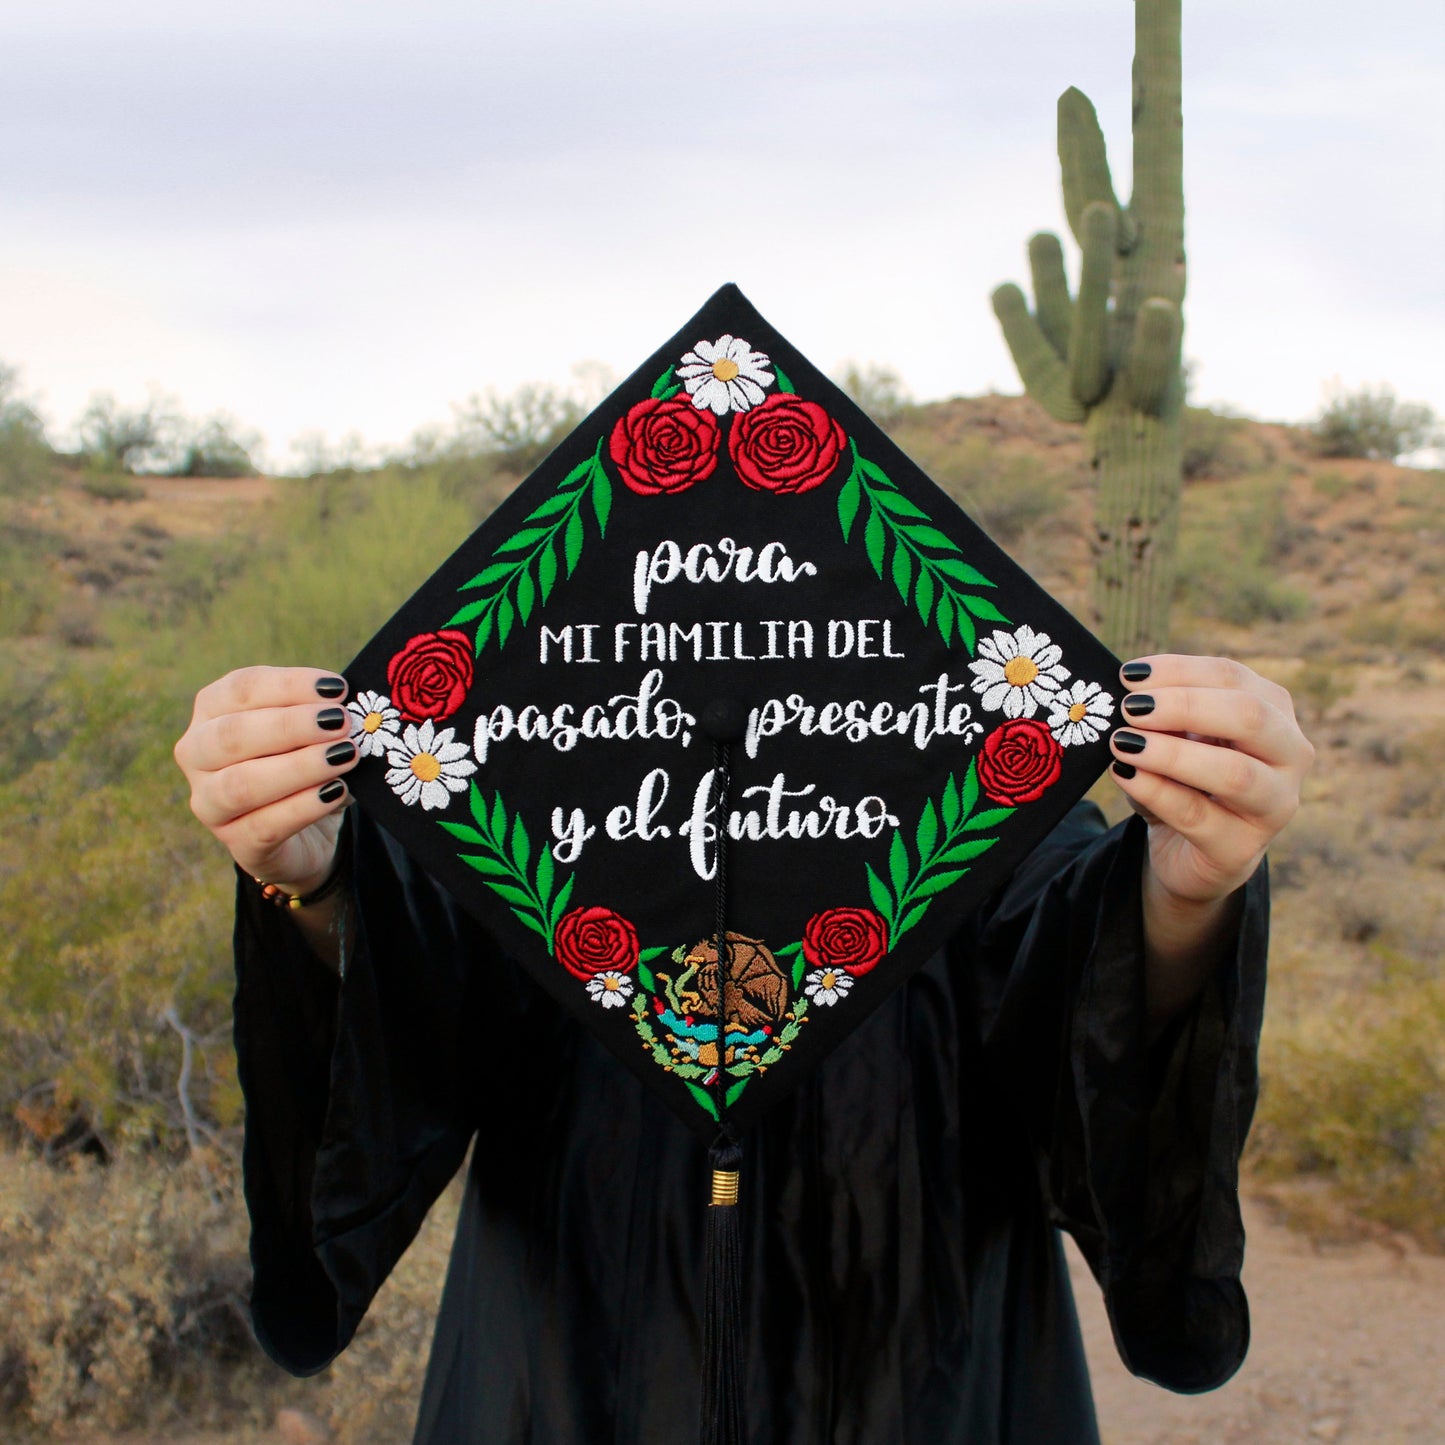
{"left": 548, "top": 874, "right": 576, "bottom": 931}
{"left": 774, "top": 364, "right": 795, "bottom": 394}
{"left": 497, "top": 594, "right": 515, "bottom": 647}
{"left": 865, "top": 863, "right": 894, "bottom": 918}
{"left": 537, "top": 543, "right": 558, "bottom": 604}
{"left": 493, "top": 526, "right": 551, "bottom": 555}
{"left": 725, "top": 1079, "right": 749, "bottom": 1107}
{"left": 685, "top": 1082, "right": 719, "bottom": 1119}
{"left": 837, "top": 469, "right": 862, "bottom": 541}
{"left": 638, "top": 960, "right": 655, "bottom": 992}
{"left": 523, "top": 490, "right": 576, "bottom": 522}
{"left": 959, "top": 760, "right": 979, "bottom": 819}
{"left": 891, "top": 540, "right": 912, "bottom": 604}
{"left": 650, "top": 366, "right": 676, "bottom": 399}
{"left": 592, "top": 461, "right": 612, "bottom": 537}
{"left": 888, "top": 831, "right": 909, "bottom": 899}
{"left": 445, "top": 598, "right": 489, "bottom": 628}
{"left": 896, "top": 902, "right": 930, "bottom": 939}
{"left": 915, "top": 799, "right": 938, "bottom": 862}
{"left": 914, "top": 565, "right": 934, "bottom": 628}
{"left": 934, "top": 837, "right": 999, "bottom": 867}
{"left": 458, "top": 561, "right": 515, "bottom": 590}
{"left": 438, "top": 821, "right": 486, "bottom": 846}
{"left": 961, "top": 806, "right": 1015, "bottom": 832}
{"left": 941, "top": 773, "right": 961, "bottom": 831}
{"left": 515, "top": 568, "right": 535, "bottom": 626}
{"left": 837, "top": 444, "right": 1007, "bottom": 655}
{"left": 490, "top": 793, "right": 507, "bottom": 842}
{"left": 864, "top": 507, "right": 886, "bottom": 577}
{"left": 535, "top": 846, "right": 555, "bottom": 908}
{"left": 510, "top": 813, "right": 531, "bottom": 873}
{"left": 564, "top": 507, "right": 585, "bottom": 577}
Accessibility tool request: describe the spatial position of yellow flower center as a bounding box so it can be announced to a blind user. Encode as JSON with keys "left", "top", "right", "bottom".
{"left": 1004, "top": 655, "right": 1040, "bottom": 687}
{"left": 363, "top": 710, "right": 384, "bottom": 734}
{"left": 821, "top": 971, "right": 837, "bottom": 989}
{"left": 409, "top": 752, "right": 442, "bottom": 783}
{"left": 711, "top": 358, "right": 741, "bottom": 382}
{"left": 1068, "top": 701, "right": 1088, "bottom": 722}
{"left": 603, "top": 975, "right": 621, "bottom": 991}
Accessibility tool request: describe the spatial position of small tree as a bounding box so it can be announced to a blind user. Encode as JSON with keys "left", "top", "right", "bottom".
{"left": 834, "top": 362, "right": 912, "bottom": 431}
{"left": 452, "top": 383, "right": 582, "bottom": 472}
{"left": 171, "top": 415, "right": 259, "bottom": 478}
{"left": 76, "top": 391, "right": 177, "bottom": 473}
{"left": 0, "top": 363, "right": 53, "bottom": 496}
{"left": 1311, "top": 383, "right": 1440, "bottom": 461}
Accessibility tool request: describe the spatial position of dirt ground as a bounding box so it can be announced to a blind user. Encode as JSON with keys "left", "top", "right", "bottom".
{"left": 1071, "top": 1198, "right": 1445, "bottom": 1445}
{"left": 59, "top": 1196, "right": 1445, "bottom": 1445}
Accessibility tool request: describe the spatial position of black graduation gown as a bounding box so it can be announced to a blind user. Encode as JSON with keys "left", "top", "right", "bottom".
{"left": 233, "top": 800, "right": 1267, "bottom": 1445}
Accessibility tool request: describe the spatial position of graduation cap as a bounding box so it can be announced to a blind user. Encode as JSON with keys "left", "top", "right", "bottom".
{"left": 343, "top": 284, "right": 1119, "bottom": 1442}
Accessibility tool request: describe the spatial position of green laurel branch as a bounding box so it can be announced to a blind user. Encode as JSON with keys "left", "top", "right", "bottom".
{"left": 836, "top": 440, "right": 1009, "bottom": 655}
{"left": 447, "top": 438, "right": 612, "bottom": 654}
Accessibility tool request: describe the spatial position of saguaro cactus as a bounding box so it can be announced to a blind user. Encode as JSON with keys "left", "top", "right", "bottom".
{"left": 992, "top": 0, "right": 1185, "bottom": 656}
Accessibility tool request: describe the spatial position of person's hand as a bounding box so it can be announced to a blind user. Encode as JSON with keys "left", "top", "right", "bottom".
{"left": 1109, "top": 654, "right": 1314, "bottom": 905}
{"left": 174, "top": 667, "right": 360, "bottom": 896}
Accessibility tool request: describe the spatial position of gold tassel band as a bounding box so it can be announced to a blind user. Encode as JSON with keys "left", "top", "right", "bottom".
{"left": 710, "top": 1168, "right": 740, "bottom": 1207}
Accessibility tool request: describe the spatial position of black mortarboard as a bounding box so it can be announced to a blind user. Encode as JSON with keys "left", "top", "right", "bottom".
{"left": 343, "top": 284, "right": 1118, "bottom": 1441}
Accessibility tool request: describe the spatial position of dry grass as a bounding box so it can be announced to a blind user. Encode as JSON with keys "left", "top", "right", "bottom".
{"left": 0, "top": 1147, "right": 458, "bottom": 1441}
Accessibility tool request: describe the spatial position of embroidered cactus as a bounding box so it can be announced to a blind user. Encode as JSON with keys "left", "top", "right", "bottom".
{"left": 991, "top": 0, "right": 1185, "bottom": 655}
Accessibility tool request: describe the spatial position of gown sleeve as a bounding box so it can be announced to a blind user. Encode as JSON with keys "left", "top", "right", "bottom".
{"left": 960, "top": 801, "right": 1268, "bottom": 1394}
{"left": 231, "top": 806, "right": 488, "bottom": 1375}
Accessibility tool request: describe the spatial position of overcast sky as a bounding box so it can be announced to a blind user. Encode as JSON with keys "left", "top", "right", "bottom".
{"left": 4, "top": 0, "right": 1442, "bottom": 467}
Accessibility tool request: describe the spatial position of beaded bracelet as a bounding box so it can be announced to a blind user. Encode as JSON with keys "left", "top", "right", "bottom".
{"left": 255, "top": 823, "right": 353, "bottom": 910}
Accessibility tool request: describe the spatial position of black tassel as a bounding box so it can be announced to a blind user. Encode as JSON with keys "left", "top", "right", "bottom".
{"left": 701, "top": 1132, "right": 744, "bottom": 1445}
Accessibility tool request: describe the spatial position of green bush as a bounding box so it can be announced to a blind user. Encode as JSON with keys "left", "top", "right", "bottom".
{"left": 0, "top": 364, "right": 55, "bottom": 498}
{"left": 834, "top": 362, "right": 912, "bottom": 431}
{"left": 1311, "top": 383, "right": 1440, "bottom": 461}
{"left": 1253, "top": 975, "right": 1445, "bottom": 1247}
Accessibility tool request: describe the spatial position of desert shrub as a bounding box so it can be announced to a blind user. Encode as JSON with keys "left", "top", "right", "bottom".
{"left": 834, "top": 362, "right": 912, "bottom": 431}
{"left": 1174, "top": 479, "right": 1312, "bottom": 625}
{"left": 76, "top": 392, "right": 178, "bottom": 474}
{"left": 79, "top": 471, "right": 146, "bottom": 502}
{"left": 1281, "top": 659, "right": 1354, "bottom": 724}
{"left": 170, "top": 415, "right": 258, "bottom": 478}
{"left": 450, "top": 383, "right": 581, "bottom": 473}
{"left": 1181, "top": 405, "right": 1249, "bottom": 480}
{"left": 1252, "top": 975, "right": 1445, "bottom": 1247}
{"left": 1311, "top": 383, "right": 1440, "bottom": 461}
{"left": 0, "top": 1150, "right": 258, "bottom": 1433}
{"left": 0, "top": 364, "right": 55, "bottom": 498}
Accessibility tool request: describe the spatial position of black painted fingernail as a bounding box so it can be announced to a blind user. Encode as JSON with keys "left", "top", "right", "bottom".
{"left": 319, "top": 779, "right": 347, "bottom": 804}
{"left": 315, "top": 676, "right": 346, "bottom": 699}
{"left": 1114, "top": 729, "right": 1148, "bottom": 754}
{"left": 326, "top": 741, "right": 356, "bottom": 766}
{"left": 317, "top": 707, "right": 347, "bottom": 731}
{"left": 1112, "top": 760, "right": 1137, "bottom": 780}
{"left": 1122, "top": 693, "right": 1155, "bottom": 718}
{"left": 1121, "top": 661, "right": 1152, "bottom": 683}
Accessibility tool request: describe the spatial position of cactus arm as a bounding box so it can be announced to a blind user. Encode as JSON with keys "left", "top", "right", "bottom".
{"left": 1027, "top": 232, "right": 1073, "bottom": 359}
{"left": 1058, "top": 87, "right": 1138, "bottom": 252}
{"left": 991, "top": 284, "right": 1087, "bottom": 423}
{"left": 1131, "top": 0, "right": 1183, "bottom": 253}
{"left": 1121, "top": 298, "right": 1181, "bottom": 415}
{"left": 1068, "top": 202, "right": 1117, "bottom": 407}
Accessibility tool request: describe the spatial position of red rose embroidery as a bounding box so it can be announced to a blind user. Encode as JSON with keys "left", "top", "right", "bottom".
{"left": 977, "top": 718, "right": 1064, "bottom": 806}
{"left": 386, "top": 629, "right": 474, "bottom": 723}
{"left": 608, "top": 397, "right": 720, "bottom": 496}
{"left": 802, "top": 906, "right": 888, "bottom": 977}
{"left": 553, "top": 905, "right": 640, "bottom": 980}
{"left": 727, "top": 393, "right": 846, "bottom": 495}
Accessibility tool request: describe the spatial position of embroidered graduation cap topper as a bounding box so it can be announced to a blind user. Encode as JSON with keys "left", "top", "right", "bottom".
{"left": 344, "top": 284, "right": 1119, "bottom": 1143}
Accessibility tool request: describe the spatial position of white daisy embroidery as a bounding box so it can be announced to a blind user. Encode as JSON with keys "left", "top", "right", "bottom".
{"left": 803, "top": 968, "right": 854, "bottom": 1007}
{"left": 585, "top": 972, "right": 635, "bottom": 1009}
{"left": 347, "top": 689, "right": 403, "bottom": 758}
{"left": 384, "top": 719, "right": 477, "bottom": 811}
{"left": 676, "top": 335, "right": 774, "bottom": 415}
{"left": 968, "top": 624, "right": 1071, "bottom": 718}
{"left": 1047, "top": 679, "right": 1116, "bottom": 747}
